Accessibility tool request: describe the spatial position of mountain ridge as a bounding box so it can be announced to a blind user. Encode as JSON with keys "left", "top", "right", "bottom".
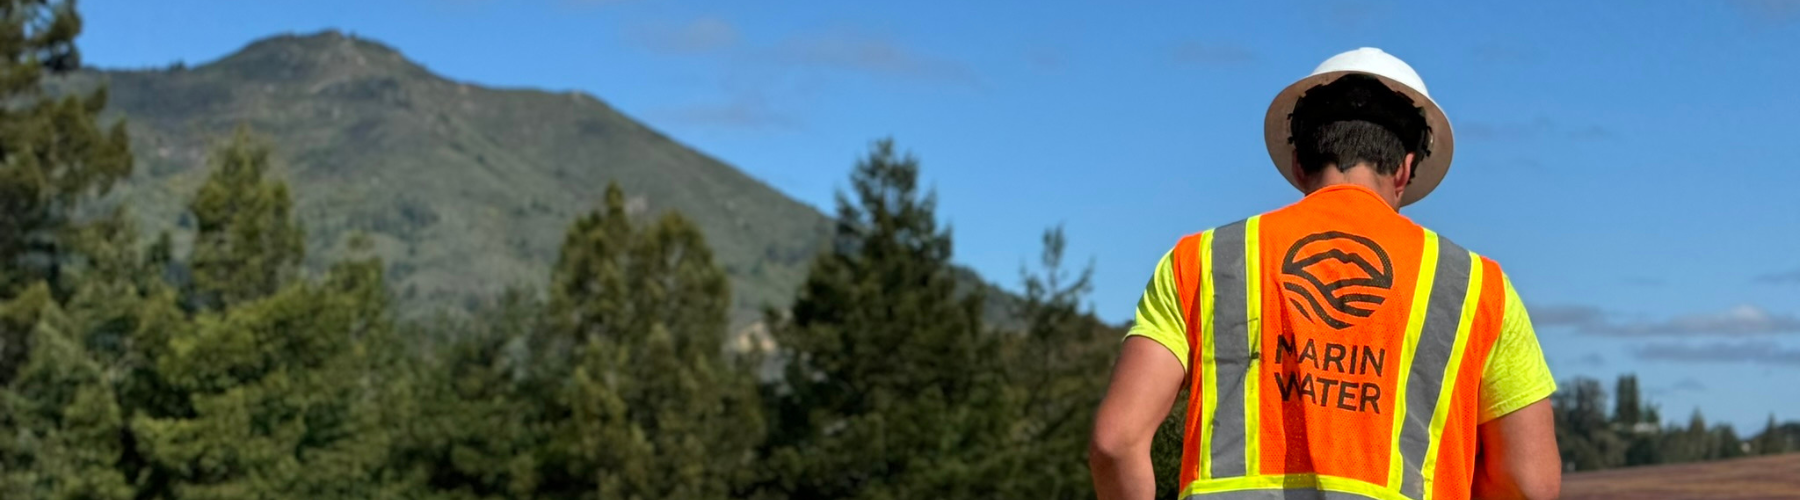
{"left": 61, "top": 29, "right": 836, "bottom": 323}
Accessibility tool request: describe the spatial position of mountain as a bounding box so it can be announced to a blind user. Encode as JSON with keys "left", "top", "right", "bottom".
{"left": 53, "top": 31, "right": 834, "bottom": 323}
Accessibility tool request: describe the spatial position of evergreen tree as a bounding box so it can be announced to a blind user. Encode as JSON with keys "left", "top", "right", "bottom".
{"left": 55, "top": 209, "right": 193, "bottom": 499}
{"left": 0, "top": 4, "right": 141, "bottom": 498}
{"left": 984, "top": 226, "right": 1123, "bottom": 498}
{"left": 130, "top": 137, "right": 401, "bottom": 499}
{"left": 400, "top": 183, "right": 759, "bottom": 500}
{"left": 1553, "top": 378, "right": 1624, "bottom": 470}
{"left": 132, "top": 249, "right": 397, "bottom": 500}
{"left": 1756, "top": 414, "right": 1789, "bottom": 455}
{"left": 392, "top": 290, "right": 546, "bottom": 500}
{"left": 545, "top": 185, "right": 633, "bottom": 349}
{"left": 186, "top": 128, "right": 305, "bottom": 311}
{"left": 1657, "top": 409, "right": 1715, "bottom": 464}
{"left": 1611, "top": 374, "right": 1663, "bottom": 466}
{"left": 1712, "top": 424, "right": 1745, "bottom": 460}
{"left": 1613, "top": 374, "right": 1641, "bottom": 425}
{"left": 764, "top": 139, "right": 1002, "bottom": 498}
{"left": 0, "top": 284, "right": 133, "bottom": 500}
{"left": 0, "top": 0, "right": 134, "bottom": 388}
{"left": 0, "top": 0, "right": 134, "bottom": 296}
{"left": 551, "top": 185, "right": 762, "bottom": 499}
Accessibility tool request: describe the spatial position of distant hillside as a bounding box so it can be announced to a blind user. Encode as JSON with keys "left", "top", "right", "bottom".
{"left": 54, "top": 30, "right": 1029, "bottom": 327}
{"left": 1562, "top": 453, "right": 1800, "bottom": 499}
{"left": 53, "top": 31, "right": 834, "bottom": 322}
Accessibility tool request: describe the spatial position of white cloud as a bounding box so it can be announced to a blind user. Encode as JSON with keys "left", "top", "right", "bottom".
{"left": 1535, "top": 304, "right": 1800, "bottom": 337}
{"left": 771, "top": 31, "right": 975, "bottom": 85}
{"left": 631, "top": 17, "right": 739, "bottom": 55}
{"left": 1634, "top": 340, "right": 1800, "bottom": 367}
{"left": 1755, "top": 269, "right": 1800, "bottom": 285}
{"left": 654, "top": 92, "right": 794, "bottom": 130}
{"left": 1169, "top": 42, "right": 1254, "bottom": 66}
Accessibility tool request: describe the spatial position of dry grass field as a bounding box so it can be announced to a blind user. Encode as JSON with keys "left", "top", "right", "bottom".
{"left": 1562, "top": 453, "right": 1800, "bottom": 499}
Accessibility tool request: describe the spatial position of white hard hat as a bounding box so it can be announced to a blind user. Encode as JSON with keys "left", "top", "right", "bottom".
{"left": 1263, "top": 47, "right": 1454, "bottom": 207}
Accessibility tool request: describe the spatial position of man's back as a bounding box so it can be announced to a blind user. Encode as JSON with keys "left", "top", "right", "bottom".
{"left": 1088, "top": 48, "right": 1559, "bottom": 500}
{"left": 1123, "top": 184, "right": 1554, "bottom": 498}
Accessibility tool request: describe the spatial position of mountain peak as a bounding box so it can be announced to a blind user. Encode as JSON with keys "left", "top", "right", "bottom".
{"left": 206, "top": 30, "right": 431, "bottom": 82}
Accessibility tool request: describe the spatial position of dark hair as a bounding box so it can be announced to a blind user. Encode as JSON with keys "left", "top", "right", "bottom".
{"left": 1290, "top": 74, "right": 1429, "bottom": 177}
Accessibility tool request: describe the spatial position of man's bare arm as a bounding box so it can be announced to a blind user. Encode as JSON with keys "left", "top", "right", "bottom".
{"left": 1090, "top": 337, "right": 1186, "bottom": 500}
{"left": 1472, "top": 399, "right": 1561, "bottom": 500}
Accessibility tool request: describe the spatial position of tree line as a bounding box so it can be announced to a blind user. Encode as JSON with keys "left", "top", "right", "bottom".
{"left": 1552, "top": 374, "right": 1796, "bottom": 472}
{"left": 0, "top": 115, "right": 1123, "bottom": 499}
{"left": 0, "top": 6, "right": 1128, "bottom": 498}
{"left": 0, "top": 4, "right": 1793, "bottom": 500}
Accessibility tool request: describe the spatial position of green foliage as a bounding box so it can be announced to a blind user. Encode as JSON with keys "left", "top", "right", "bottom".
{"left": 132, "top": 266, "right": 396, "bottom": 499}
{"left": 0, "top": 4, "right": 139, "bottom": 498}
{"left": 1554, "top": 378, "right": 1625, "bottom": 470}
{"left": 0, "top": 0, "right": 133, "bottom": 386}
{"left": 389, "top": 291, "right": 545, "bottom": 500}
{"left": 1614, "top": 375, "right": 1641, "bottom": 425}
{"left": 763, "top": 139, "right": 1006, "bottom": 498}
{"left": 986, "top": 226, "right": 1112, "bottom": 498}
{"left": 382, "top": 182, "right": 762, "bottom": 500}
{"left": 0, "top": 284, "right": 133, "bottom": 500}
{"left": 123, "top": 134, "right": 400, "bottom": 499}
{"left": 1757, "top": 415, "right": 1791, "bottom": 455}
{"left": 549, "top": 183, "right": 763, "bottom": 499}
{"left": 186, "top": 127, "right": 304, "bottom": 310}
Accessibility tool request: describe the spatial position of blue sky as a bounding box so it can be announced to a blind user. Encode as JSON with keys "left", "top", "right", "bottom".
{"left": 80, "top": 0, "right": 1800, "bottom": 431}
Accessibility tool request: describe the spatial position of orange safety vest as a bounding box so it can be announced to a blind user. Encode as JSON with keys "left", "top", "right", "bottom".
{"left": 1168, "top": 187, "right": 1507, "bottom": 500}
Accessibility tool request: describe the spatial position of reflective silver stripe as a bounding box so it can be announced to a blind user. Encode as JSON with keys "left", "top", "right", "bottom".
{"left": 1183, "top": 489, "right": 1382, "bottom": 500}
{"left": 1208, "top": 220, "right": 1251, "bottom": 478}
{"left": 1396, "top": 237, "right": 1473, "bottom": 499}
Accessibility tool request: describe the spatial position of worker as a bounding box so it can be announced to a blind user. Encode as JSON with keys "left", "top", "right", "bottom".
{"left": 1089, "top": 48, "right": 1561, "bottom": 500}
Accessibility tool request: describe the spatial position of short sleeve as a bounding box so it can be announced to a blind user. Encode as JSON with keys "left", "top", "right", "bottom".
{"left": 1478, "top": 274, "right": 1557, "bottom": 422}
{"left": 1125, "top": 248, "right": 1190, "bottom": 371}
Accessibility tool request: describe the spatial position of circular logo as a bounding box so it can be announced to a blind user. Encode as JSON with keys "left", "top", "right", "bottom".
{"left": 1280, "top": 232, "right": 1395, "bottom": 330}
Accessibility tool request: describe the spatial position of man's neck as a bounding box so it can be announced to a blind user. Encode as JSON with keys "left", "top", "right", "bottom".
{"left": 1303, "top": 166, "right": 1401, "bottom": 208}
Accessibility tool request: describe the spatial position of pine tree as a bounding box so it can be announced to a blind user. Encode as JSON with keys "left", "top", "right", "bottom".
{"left": 1658, "top": 409, "right": 1713, "bottom": 464}
{"left": 0, "top": 284, "right": 133, "bottom": 500}
{"left": 986, "top": 226, "right": 1112, "bottom": 498}
{"left": 398, "top": 291, "right": 546, "bottom": 500}
{"left": 0, "top": 0, "right": 134, "bottom": 389}
{"left": 1613, "top": 374, "right": 1641, "bottom": 425}
{"left": 132, "top": 250, "right": 397, "bottom": 499}
{"left": 764, "top": 139, "right": 1002, "bottom": 498}
{"left": 1552, "top": 378, "right": 1624, "bottom": 470}
{"left": 546, "top": 184, "right": 633, "bottom": 348}
{"left": 1756, "top": 414, "right": 1788, "bottom": 455}
{"left": 0, "top": 3, "right": 142, "bottom": 498}
{"left": 549, "top": 184, "right": 762, "bottom": 500}
{"left": 186, "top": 127, "right": 305, "bottom": 311}
{"left": 398, "top": 182, "right": 760, "bottom": 500}
{"left": 0, "top": 0, "right": 134, "bottom": 296}
{"left": 1713, "top": 424, "right": 1745, "bottom": 459}
{"left": 131, "top": 137, "right": 400, "bottom": 499}
{"left": 55, "top": 209, "right": 195, "bottom": 499}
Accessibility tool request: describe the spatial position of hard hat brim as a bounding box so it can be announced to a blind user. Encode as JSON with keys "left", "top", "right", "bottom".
{"left": 1264, "top": 70, "right": 1455, "bottom": 207}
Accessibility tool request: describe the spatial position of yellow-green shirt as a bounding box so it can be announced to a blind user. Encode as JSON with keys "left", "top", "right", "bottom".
{"left": 1127, "top": 245, "right": 1556, "bottom": 423}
